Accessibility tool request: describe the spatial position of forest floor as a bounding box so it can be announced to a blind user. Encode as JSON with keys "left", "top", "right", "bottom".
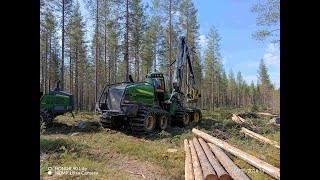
{"left": 40, "top": 109, "right": 280, "bottom": 180}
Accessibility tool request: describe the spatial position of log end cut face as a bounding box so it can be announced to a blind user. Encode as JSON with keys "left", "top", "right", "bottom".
{"left": 205, "top": 174, "right": 218, "bottom": 180}
{"left": 218, "top": 174, "right": 232, "bottom": 180}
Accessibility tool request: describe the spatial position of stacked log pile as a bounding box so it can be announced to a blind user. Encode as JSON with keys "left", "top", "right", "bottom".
{"left": 184, "top": 128, "right": 280, "bottom": 180}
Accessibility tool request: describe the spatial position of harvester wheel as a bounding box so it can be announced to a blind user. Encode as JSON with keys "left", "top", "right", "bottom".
{"left": 145, "top": 114, "right": 156, "bottom": 132}
{"left": 131, "top": 107, "right": 157, "bottom": 133}
{"left": 111, "top": 117, "right": 124, "bottom": 129}
{"left": 183, "top": 112, "right": 190, "bottom": 126}
{"left": 192, "top": 111, "right": 201, "bottom": 124}
{"left": 100, "top": 116, "right": 111, "bottom": 128}
{"left": 171, "top": 110, "right": 185, "bottom": 126}
{"left": 40, "top": 110, "right": 54, "bottom": 128}
{"left": 157, "top": 114, "right": 170, "bottom": 130}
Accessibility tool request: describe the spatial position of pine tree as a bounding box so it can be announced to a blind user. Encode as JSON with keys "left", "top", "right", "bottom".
{"left": 228, "top": 69, "right": 236, "bottom": 108}
{"left": 43, "top": 11, "right": 59, "bottom": 92}
{"left": 178, "top": 0, "right": 199, "bottom": 102}
{"left": 236, "top": 71, "right": 243, "bottom": 107}
{"left": 54, "top": 0, "right": 74, "bottom": 90}
{"left": 141, "top": 25, "right": 154, "bottom": 77}
{"left": 130, "top": 0, "right": 146, "bottom": 81}
{"left": 250, "top": 80, "right": 256, "bottom": 105}
{"left": 100, "top": 0, "right": 111, "bottom": 84}
{"left": 251, "top": 0, "right": 280, "bottom": 44}
{"left": 257, "top": 59, "right": 271, "bottom": 109}
{"left": 155, "top": 0, "right": 181, "bottom": 84}
{"left": 204, "top": 25, "right": 221, "bottom": 110}
{"left": 68, "top": 1, "right": 86, "bottom": 112}
{"left": 221, "top": 69, "right": 228, "bottom": 107}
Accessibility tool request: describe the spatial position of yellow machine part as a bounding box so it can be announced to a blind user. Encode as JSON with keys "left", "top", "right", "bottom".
{"left": 187, "top": 88, "right": 201, "bottom": 103}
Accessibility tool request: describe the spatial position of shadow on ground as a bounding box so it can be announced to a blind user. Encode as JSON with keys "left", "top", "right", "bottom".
{"left": 43, "top": 121, "right": 102, "bottom": 135}
{"left": 117, "top": 118, "right": 218, "bottom": 141}
{"left": 43, "top": 118, "right": 219, "bottom": 141}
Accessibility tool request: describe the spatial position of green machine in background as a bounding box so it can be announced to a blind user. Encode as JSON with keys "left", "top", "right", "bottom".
{"left": 40, "top": 81, "right": 74, "bottom": 127}
{"left": 96, "top": 36, "right": 202, "bottom": 133}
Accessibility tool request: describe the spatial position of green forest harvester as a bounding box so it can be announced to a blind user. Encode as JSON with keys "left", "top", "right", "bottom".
{"left": 96, "top": 36, "right": 202, "bottom": 133}
{"left": 40, "top": 80, "right": 74, "bottom": 128}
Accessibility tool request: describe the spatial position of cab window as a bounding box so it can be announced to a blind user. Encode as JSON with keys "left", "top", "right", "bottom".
{"left": 152, "top": 78, "right": 164, "bottom": 92}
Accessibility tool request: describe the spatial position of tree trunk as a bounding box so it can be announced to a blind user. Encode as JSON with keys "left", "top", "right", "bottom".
{"left": 86, "top": 78, "right": 90, "bottom": 110}
{"left": 109, "top": 48, "right": 111, "bottom": 84}
{"left": 211, "top": 68, "right": 214, "bottom": 111}
{"left": 44, "top": 34, "right": 48, "bottom": 93}
{"left": 104, "top": 17, "right": 107, "bottom": 84}
{"left": 80, "top": 55, "right": 84, "bottom": 110}
{"left": 114, "top": 47, "right": 117, "bottom": 83}
{"left": 75, "top": 47, "right": 78, "bottom": 113}
{"left": 95, "top": 0, "right": 99, "bottom": 103}
{"left": 41, "top": 55, "right": 44, "bottom": 92}
{"left": 153, "top": 37, "right": 157, "bottom": 72}
{"left": 69, "top": 46, "right": 73, "bottom": 94}
{"left": 218, "top": 78, "right": 220, "bottom": 107}
{"left": 185, "top": 4, "right": 189, "bottom": 103}
{"left": 192, "top": 128, "right": 280, "bottom": 179}
{"left": 135, "top": 45, "right": 139, "bottom": 81}
{"left": 48, "top": 36, "right": 52, "bottom": 91}
{"left": 168, "top": 0, "right": 172, "bottom": 86}
{"left": 124, "top": 0, "right": 129, "bottom": 81}
{"left": 61, "top": 0, "right": 65, "bottom": 90}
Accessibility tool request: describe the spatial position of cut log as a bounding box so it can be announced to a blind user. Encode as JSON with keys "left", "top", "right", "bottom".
{"left": 189, "top": 139, "right": 204, "bottom": 180}
{"left": 240, "top": 127, "right": 280, "bottom": 149}
{"left": 192, "top": 128, "right": 280, "bottom": 179}
{"left": 238, "top": 116, "right": 246, "bottom": 123}
{"left": 198, "top": 138, "right": 231, "bottom": 180}
{"left": 184, "top": 139, "right": 194, "bottom": 180}
{"left": 258, "top": 112, "right": 278, "bottom": 117}
{"left": 207, "top": 143, "right": 250, "bottom": 180}
{"left": 193, "top": 138, "right": 218, "bottom": 180}
{"left": 231, "top": 114, "right": 243, "bottom": 124}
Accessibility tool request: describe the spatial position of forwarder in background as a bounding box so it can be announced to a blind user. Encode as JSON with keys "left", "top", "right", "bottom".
{"left": 96, "top": 36, "right": 202, "bottom": 133}
{"left": 40, "top": 80, "right": 74, "bottom": 128}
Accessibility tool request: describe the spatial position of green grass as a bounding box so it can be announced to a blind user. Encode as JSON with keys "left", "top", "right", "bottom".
{"left": 41, "top": 109, "right": 280, "bottom": 179}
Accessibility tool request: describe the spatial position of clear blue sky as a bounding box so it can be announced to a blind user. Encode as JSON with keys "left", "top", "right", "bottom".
{"left": 194, "top": 0, "right": 279, "bottom": 88}
{"left": 79, "top": 0, "right": 280, "bottom": 88}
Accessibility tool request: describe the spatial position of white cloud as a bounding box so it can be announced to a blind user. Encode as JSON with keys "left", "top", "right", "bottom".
{"left": 198, "top": 34, "right": 207, "bottom": 47}
{"left": 222, "top": 55, "right": 232, "bottom": 65}
{"left": 270, "top": 72, "right": 280, "bottom": 88}
{"left": 266, "top": 43, "right": 277, "bottom": 53}
{"left": 264, "top": 43, "right": 280, "bottom": 67}
{"left": 263, "top": 53, "right": 279, "bottom": 66}
{"left": 222, "top": 59, "right": 228, "bottom": 65}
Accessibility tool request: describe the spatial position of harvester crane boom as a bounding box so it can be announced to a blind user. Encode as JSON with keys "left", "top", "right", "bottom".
{"left": 170, "top": 36, "right": 200, "bottom": 105}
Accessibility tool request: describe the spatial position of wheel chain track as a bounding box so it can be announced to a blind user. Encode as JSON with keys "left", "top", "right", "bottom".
{"left": 131, "top": 106, "right": 170, "bottom": 133}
